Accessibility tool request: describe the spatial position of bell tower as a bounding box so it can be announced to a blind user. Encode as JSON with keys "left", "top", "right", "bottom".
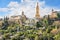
{"left": 35, "top": 2, "right": 40, "bottom": 19}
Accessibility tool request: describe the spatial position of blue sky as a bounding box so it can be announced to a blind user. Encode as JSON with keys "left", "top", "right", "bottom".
{"left": 45, "top": 0, "right": 60, "bottom": 8}
{"left": 0, "top": 0, "right": 60, "bottom": 8}
{"left": 0, "top": 0, "right": 20, "bottom": 8}
{"left": 0, "top": 0, "right": 60, "bottom": 18}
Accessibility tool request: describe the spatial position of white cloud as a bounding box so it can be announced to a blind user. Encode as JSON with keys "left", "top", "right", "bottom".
{"left": 0, "top": 8, "right": 8, "bottom": 12}
{"left": 0, "top": 0, "right": 60, "bottom": 18}
{"left": 7, "top": 1, "right": 20, "bottom": 8}
{"left": 21, "top": 0, "right": 37, "bottom": 2}
{"left": 0, "top": 16, "right": 3, "bottom": 18}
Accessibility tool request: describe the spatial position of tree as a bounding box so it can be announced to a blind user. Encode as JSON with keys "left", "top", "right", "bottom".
{"left": 36, "top": 21, "right": 43, "bottom": 28}
{"left": 35, "top": 35, "right": 39, "bottom": 40}
{"left": 42, "top": 18, "right": 49, "bottom": 29}
{"left": 57, "top": 12, "right": 60, "bottom": 18}
{"left": 2, "top": 17, "right": 9, "bottom": 30}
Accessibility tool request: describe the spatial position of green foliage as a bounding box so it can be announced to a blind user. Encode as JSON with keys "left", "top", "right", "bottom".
{"left": 0, "top": 16, "right": 60, "bottom": 40}
{"left": 36, "top": 21, "right": 43, "bottom": 28}
{"left": 57, "top": 12, "right": 60, "bottom": 18}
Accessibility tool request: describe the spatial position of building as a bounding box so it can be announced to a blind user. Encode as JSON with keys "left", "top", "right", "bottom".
{"left": 9, "top": 2, "right": 41, "bottom": 26}
{"left": 7, "top": 2, "right": 59, "bottom": 27}
{"left": 8, "top": 11, "right": 27, "bottom": 26}
{"left": 50, "top": 9, "right": 58, "bottom": 19}
{"left": 21, "top": 11, "right": 27, "bottom": 23}
{"left": 35, "top": 2, "right": 40, "bottom": 19}
{"left": 9, "top": 15, "right": 21, "bottom": 23}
